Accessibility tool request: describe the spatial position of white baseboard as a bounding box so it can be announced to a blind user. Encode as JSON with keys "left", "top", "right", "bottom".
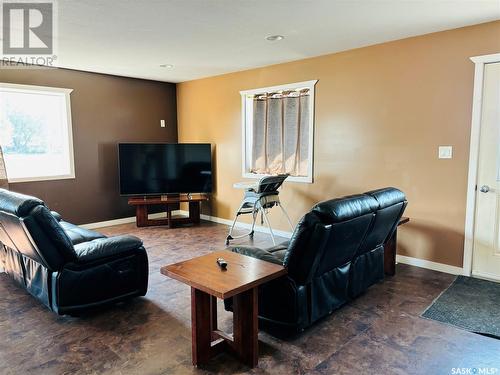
{"left": 80, "top": 217, "right": 135, "bottom": 229}
{"left": 82, "top": 209, "right": 294, "bottom": 238}
{"left": 396, "top": 254, "right": 464, "bottom": 275}
{"left": 471, "top": 270, "right": 500, "bottom": 282}
{"left": 179, "top": 210, "right": 294, "bottom": 239}
{"left": 80, "top": 212, "right": 167, "bottom": 230}
{"left": 82, "top": 213, "right": 465, "bottom": 276}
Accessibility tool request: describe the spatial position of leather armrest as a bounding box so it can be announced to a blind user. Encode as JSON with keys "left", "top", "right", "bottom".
{"left": 272, "top": 249, "right": 287, "bottom": 263}
{"left": 74, "top": 235, "right": 143, "bottom": 263}
{"left": 266, "top": 241, "right": 289, "bottom": 253}
{"left": 229, "top": 245, "right": 283, "bottom": 265}
{"left": 51, "top": 211, "right": 62, "bottom": 221}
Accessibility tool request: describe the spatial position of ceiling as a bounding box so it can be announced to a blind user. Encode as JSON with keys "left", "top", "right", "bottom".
{"left": 52, "top": 0, "right": 500, "bottom": 83}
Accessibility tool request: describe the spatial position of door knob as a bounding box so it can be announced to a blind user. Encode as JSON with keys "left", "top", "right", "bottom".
{"left": 479, "top": 185, "right": 490, "bottom": 193}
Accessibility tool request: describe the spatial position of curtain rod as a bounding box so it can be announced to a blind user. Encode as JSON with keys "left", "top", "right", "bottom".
{"left": 253, "top": 88, "right": 310, "bottom": 100}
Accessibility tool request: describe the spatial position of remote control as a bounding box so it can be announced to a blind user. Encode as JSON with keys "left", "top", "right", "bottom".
{"left": 216, "top": 257, "right": 228, "bottom": 270}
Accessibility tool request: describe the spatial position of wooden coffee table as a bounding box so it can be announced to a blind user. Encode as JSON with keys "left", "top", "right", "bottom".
{"left": 160, "top": 249, "right": 286, "bottom": 368}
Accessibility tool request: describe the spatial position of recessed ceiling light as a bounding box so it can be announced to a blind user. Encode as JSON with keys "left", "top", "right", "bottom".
{"left": 159, "top": 64, "right": 173, "bottom": 68}
{"left": 265, "top": 35, "right": 285, "bottom": 42}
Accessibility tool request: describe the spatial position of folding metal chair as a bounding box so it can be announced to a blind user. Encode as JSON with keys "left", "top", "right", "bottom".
{"left": 226, "top": 174, "right": 293, "bottom": 245}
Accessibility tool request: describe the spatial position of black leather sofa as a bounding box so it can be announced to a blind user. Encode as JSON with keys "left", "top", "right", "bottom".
{"left": 225, "top": 187, "right": 407, "bottom": 330}
{"left": 0, "top": 189, "right": 148, "bottom": 315}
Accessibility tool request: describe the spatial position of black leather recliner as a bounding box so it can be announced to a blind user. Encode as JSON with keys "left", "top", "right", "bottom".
{"left": 225, "top": 187, "right": 407, "bottom": 330}
{"left": 0, "top": 189, "right": 148, "bottom": 315}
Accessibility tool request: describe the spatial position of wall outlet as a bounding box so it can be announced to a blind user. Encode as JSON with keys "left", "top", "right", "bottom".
{"left": 160, "top": 120, "right": 166, "bottom": 128}
{"left": 438, "top": 146, "right": 453, "bottom": 159}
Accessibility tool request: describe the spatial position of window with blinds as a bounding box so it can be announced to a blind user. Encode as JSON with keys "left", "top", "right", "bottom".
{"left": 240, "top": 80, "right": 316, "bottom": 183}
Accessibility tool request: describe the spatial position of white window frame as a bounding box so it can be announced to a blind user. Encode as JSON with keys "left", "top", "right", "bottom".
{"left": 0, "top": 82, "right": 75, "bottom": 183}
{"left": 240, "top": 79, "right": 317, "bottom": 183}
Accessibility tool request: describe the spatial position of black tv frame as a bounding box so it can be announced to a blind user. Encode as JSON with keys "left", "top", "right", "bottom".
{"left": 117, "top": 142, "right": 212, "bottom": 197}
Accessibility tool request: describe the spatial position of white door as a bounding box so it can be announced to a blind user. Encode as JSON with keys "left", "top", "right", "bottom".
{"left": 472, "top": 61, "right": 500, "bottom": 281}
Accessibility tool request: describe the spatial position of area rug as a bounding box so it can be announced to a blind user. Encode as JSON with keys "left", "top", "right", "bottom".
{"left": 422, "top": 276, "right": 500, "bottom": 339}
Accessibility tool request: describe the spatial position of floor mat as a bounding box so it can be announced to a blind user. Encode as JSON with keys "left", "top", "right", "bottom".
{"left": 422, "top": 276, "right": 500, "bottom": 339}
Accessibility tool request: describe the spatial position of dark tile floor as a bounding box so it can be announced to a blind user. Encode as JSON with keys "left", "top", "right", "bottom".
{"left": 0, "top": 221, "right": 498, "bottom": 374}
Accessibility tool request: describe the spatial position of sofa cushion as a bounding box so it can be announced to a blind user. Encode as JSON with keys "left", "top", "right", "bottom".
{"left": 51, "top": 211, "right": 63, "bottom": 222}
{"left": 364, "top": 187, "right": 406, "bottom": 209}
{"left": 266, "top": 241, "right": 289, "bottom": 253}
{"left": 0, "top": 188, "right": 44, "bottom": 217}
{"left": 229, "top": 245, "right": 283, "bottom": 265}
{"left": 74, "top": 235, "right": 143, "bottom": 263}
{"left": 272, "top": 249, "right": 287, "bottom": 263}
{"left": 60, "top": 221, "right": 106, "bottom": 245}
{"left": 30, "top": 205, "right": 77, "bottom": 262}
{"left": 312, "top": 194, "right": 378, "bottom": 223}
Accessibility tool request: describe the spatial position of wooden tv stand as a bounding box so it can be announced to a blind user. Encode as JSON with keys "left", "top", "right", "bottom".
{"left": 128, "top": 194, "right": 209, "bottom": 228}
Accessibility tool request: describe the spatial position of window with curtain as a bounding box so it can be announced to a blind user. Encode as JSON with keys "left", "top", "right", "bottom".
{"left": 0, "top": 83, "right": 75, "bottom": 182}
{"left": 241, "top": 80, "right": 316, "bottom": 183}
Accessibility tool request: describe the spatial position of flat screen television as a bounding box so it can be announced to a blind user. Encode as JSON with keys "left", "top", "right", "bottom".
{"left": 118, "top": 143, "right": 212, "bottom": 196}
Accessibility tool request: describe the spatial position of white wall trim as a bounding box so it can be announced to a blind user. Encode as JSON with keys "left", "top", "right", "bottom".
{"left": 463, "top": 53, "right": 500, "bottom": 276}
{"left": 471, "top": 270, "right": 500, "bottom": 283}
{"left": 470, "top": 53, "right": 500, "bottom": 64}
{"left": 240, "top": 79, "right": 317, "bottom": 184}
{"left": 0, "top": 82, "right": 73, "bottom": 95}
{"left": 80, "top": 217, "right": 136, "bottom": 229}
{"left": 81, "top": 210, "right": 294, "bottom": 238}
{"left": 80, "top": 212, "right": 166, "bottom": 230}
{"left": 239, "top": 80, "right": 319, "bottom": 96}
{"left": 396, "top": 255, "right": 463, "bottom": 276}
{"left": 180, "top": 210, "right": 294, "bottom": 239}
{"left": 1, "top": 82, "right": 76, "bottom": 184}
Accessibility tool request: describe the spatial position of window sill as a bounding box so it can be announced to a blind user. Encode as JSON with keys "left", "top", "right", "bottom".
{"left": 242, "top": 172, "right": 312, "bottom": 184}
{"left": 8, "top": 174, "right": 76, "bottom": 183}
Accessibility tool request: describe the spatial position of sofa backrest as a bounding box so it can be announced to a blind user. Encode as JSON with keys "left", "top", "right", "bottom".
{"left": 311, "top": 194, "right": 378, "bottom": 275}
{"left": 0, "top": 189, "right": 76, "bottom": 270}
{"left": 283, "top": 211, "right": 329, "bottom": 285}
{"left": 358, "top": 187, "right": 407, "bottom": 254}
{"left": 283, "top": 188, "right": 407, "bottom": 285}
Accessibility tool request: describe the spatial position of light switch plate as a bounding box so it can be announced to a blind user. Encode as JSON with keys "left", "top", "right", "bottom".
{"left": 438, "top": 146, "right": 453, "bottom": 159}
{"left": 160, "top": 120, "right": 166, "bottom": 128}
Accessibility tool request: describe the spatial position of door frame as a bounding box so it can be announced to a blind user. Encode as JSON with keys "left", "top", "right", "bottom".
{"left": 463, "top": 53, "right": 500, "bottom": 277}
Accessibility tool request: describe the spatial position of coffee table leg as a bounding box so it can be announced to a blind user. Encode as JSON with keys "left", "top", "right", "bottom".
{"left": 211, "top": 296, "right": 217, "bottom": 331}
{"left": 191, "top": 287, "right": 212, "bottom": 366}
{"left": 233, "top": 287, "right": 258, "bottom": 368}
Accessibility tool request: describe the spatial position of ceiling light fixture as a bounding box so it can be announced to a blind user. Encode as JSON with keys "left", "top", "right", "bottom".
{"left": 159, "top": 64, "right": 174, "bottom": 68}
{"left": 265, "top": 35, "right": 284, "bottom": 42}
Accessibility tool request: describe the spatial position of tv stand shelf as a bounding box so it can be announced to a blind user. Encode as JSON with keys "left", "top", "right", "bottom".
{"left": 128, "top": 194, "right": 209, "bottom": 228}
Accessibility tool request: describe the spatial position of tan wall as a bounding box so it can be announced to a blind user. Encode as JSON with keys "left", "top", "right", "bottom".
{"left": 177, "top": 21, "right": 500, "bottom": 268}
{"left": 0, "top": 68, "right": 177, "bottom": 224}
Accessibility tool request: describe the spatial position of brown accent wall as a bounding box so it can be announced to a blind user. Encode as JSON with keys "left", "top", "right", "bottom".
{"left": 177, "top": 21, "right": 500, "bottom": 267}
{"left": 0, "top": 68, "right": 177, "bottom": 224}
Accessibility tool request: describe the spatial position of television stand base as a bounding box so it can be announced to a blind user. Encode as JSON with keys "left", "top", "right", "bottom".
{"left": 128, "top": 194, "right": 209, "bottom": 228}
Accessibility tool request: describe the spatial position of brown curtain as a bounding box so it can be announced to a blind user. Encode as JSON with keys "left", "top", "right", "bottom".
{"left": 0, "top": 146, "right": 9, "bottom": 190}
{"left": 250, "top": 89, "right": 310, "bottom": 176}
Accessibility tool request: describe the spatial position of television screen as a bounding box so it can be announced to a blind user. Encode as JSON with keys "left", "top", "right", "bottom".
{"left": 118, "top": 143, "right": 212, "bottom": 195}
